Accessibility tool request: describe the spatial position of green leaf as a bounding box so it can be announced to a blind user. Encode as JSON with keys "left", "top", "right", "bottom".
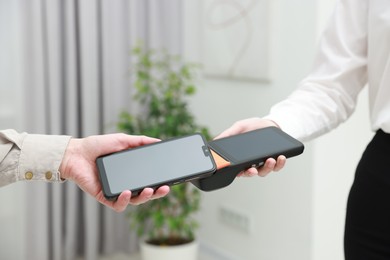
{"left": 185, "top": 85, "right": 196, "bottom": 95}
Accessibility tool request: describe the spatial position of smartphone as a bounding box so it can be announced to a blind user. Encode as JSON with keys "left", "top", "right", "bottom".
{"left": 191, "top": 127, "right": 304, "bottom": 191}
{"left": 96, "top": 134, "right": 216, "bottom": 200}
{"left": 209, "top": 126, "right": 304, "bottom": 167}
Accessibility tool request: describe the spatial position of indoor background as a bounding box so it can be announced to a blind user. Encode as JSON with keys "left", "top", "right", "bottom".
{"left": 0, "top": 0, "right": 373, "bottom": 259}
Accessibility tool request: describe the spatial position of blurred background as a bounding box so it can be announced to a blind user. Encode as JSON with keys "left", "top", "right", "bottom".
{"left": 0, "top": 0, "right": 373, "bottom": 259}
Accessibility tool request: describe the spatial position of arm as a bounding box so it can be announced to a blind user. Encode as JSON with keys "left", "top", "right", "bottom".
{"left": 217, "top": 0, "right": 368, "bottom": 176}
{"left": 0, "top": 130, "right": 169, "bottom": 212}
{"left": 0, "top": 129, "right": 69, "bottom": 186}
{"left": 220, "top": 0, "right": 368, "bottom": 142}
{"left": 265, "top": 0, "right": 368, "bottom": 141}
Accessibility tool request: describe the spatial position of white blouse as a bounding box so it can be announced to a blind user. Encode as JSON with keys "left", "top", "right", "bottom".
{"left": 266, "top": 0, "right": 390, "bottom": 141}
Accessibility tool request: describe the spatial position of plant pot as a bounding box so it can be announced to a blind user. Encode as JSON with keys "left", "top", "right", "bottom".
{"left": 140, "top": 239, "right": 198, "bottom": 260}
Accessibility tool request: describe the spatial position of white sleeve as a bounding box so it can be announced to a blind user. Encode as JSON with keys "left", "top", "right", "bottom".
{"left": 265, "top": 0, "right": 368, "bottom": 142}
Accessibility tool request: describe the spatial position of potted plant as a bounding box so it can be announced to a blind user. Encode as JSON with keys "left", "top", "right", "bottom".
{"left": 118, "top": 44, "right": 210, "bottom": 260}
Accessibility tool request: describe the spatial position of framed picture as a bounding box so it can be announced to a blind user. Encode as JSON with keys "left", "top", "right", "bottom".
{"left": 202, "top": 0, "right": 270, "bottom": 82}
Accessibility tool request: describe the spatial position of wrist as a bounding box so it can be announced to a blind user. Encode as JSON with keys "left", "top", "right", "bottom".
{"left": 260, "top": 116, "right": 281, "bottom": 129}
{"left": 59, "top": 138, "right": 77, "bottom": 180}
{"left": 267, "top": 119, "right": 280, "bottom": 128}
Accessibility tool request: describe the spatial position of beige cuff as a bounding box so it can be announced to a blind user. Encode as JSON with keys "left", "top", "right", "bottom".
{"left": 18, "top": 134, "right": 71, "bottom": 183}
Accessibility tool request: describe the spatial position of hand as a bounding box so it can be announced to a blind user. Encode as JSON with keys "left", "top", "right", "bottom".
{"left": 216, "top": 117, "right": 279, "bottom": 139}
{"left": 216, "top": 117, "right": 286, "bottom": 177}
{"left": 59, "top": 133, "right": 170, "bottom": 212}
{"left": 237, "top": 155, "right": 286, "bottom": 177}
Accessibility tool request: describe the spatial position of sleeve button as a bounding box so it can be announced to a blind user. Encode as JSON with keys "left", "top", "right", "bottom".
{"left": 25, "top": 171, "right": 33, "bottom": 180}
{"left": 45, "top": 171, "right": 53, "bottom": 180}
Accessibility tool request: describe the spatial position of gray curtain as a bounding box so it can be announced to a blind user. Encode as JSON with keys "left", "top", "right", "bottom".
{"left": 19, "top": 0, "right": 182, "bottom": 259}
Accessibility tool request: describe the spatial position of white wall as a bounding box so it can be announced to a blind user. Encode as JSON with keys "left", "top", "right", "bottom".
{"left": 0, "top": 1, "right": 26, "bottom": 260}
{"left": 185, "top": 0, "right": 372, "bottom": 259}
{"left": 184, "top": 0, "right": 316, "bottom": 259}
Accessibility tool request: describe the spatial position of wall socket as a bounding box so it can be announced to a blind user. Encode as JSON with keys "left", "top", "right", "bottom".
{"left": 219, "top": 205, "right": 252, "bottom": 233}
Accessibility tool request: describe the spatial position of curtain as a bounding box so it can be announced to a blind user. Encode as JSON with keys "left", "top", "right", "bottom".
{"left": 19, "top": 0, "right": 183, "bottom": 259}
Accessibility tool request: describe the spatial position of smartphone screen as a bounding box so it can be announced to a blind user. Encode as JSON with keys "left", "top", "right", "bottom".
{"left": 97, "top": 134, "right": 215, "bottom": 199}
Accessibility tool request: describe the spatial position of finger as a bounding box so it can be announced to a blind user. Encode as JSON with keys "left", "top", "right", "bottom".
{"left": 151, "top": 185, "right": 170, "bottom": 199}
{"left": 215, "top": 124, "right": 245, "bottom": 139}
{"left": 114, "top": 134, "right": 160, "bottom": 151}
{"left": 110, "top": 190, "right": 131, "bottom": 212}
{"left": 238, "top": 167, "right": 258, "bottom": 177}
{"left": 95, "top": 134, "right": 160, "bottom": 156}
{"left": 129, "top": 188, "right": 154, "bottom": 205}
{"left": 273, "top": 155, "right": 286, "bottom": 172}
{"left": 123, "top": 135, "right": 161, "bottom": 148}
{"left": 257, "top": 158, "right": 276, "bottom": 177}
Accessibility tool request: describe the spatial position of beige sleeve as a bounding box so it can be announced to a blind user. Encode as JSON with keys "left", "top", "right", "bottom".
{"left": 0, "top": 129, "right": 71, "bottom": 187}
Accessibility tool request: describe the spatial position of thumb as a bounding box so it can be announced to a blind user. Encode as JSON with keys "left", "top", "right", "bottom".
{"left": 91, "top": 134, "right": 160, "bottom": 156}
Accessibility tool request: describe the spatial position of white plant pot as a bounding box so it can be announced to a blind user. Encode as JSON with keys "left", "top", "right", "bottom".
{"left": 140, "top": 239, "right": 198, "bottom": 260}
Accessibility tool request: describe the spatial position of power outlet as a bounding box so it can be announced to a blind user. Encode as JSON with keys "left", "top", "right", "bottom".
{"left": 219, "top": 205, "right": 252, "bottom": 233}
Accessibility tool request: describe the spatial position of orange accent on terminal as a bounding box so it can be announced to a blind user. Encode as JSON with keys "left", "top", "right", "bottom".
{"left": 210, "top": 149, "right": 231, "bottom": 170}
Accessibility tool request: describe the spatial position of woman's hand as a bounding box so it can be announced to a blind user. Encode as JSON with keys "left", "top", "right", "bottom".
{"left": 216, "top": 117, "right": 286, "bottom": 177}
{"left": 60, "top": 133, "right": 170, "bottom": 212}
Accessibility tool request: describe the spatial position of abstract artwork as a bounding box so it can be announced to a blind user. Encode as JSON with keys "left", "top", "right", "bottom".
{"left": 202, "top": 0, "right": 270, "bottom": 81}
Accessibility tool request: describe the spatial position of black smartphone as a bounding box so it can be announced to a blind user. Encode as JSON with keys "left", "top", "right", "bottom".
{"left": 191, "top": 127, "right": 304, "bottom": 191}
{"left": 209, "top": 126, "right": 304, "bottom": 167}
{"left": 96, "top": 134, "right": 216, "bottom": 200}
